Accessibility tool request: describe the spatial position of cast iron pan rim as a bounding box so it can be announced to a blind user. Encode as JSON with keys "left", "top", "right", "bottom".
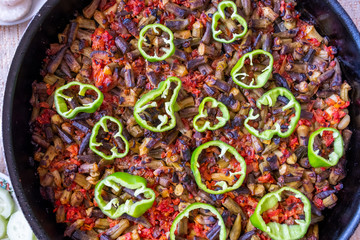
{"left": 2, "top": 0, "right": 360, "bottom": 239}
{"left": 2, "top": 0, "right": 61, "bottom": 239}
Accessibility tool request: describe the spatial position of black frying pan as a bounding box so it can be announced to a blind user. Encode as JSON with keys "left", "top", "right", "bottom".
{"left": 3, "top": 0, "right": 360, "bottom": 239}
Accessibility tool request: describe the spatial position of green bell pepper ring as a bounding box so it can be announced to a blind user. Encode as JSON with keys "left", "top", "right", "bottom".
{"left": 133, "top": 77, "right": 181, "bottom": 132}
{"left": 138, "top": 23, "right": 175, "bottom": 62}
{"left": 94, "top": 172, "right": 155, "bottom": 219}
{"left": 170, "top": 202, "right": 226, "bottom": 240}
{"left": 250, "top": 187, "right": 311, "bottom": 240}
{"left": 54, "top": 82, "right": 104, "bottom": 119}
{"left": 212, "top": 1, "right": 248, "bottom": 44}
{"left": 193, "top": 97, "right": 230, "bottom": 132}
{"left": 308, "top": 127, "right": 344, "bottom": 168}
{"left": 191, "top": 140, "right": 246, "bottom": 195}
{"left": 231, "top": 49, "right": 274, "bottom": 89}
{"left": 89, "top": 116, "right": 129, "bottom": 160}
{"left": 244, "top": 87, "right": 301, "bottom": 140}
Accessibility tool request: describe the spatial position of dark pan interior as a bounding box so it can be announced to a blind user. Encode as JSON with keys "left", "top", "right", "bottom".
{"left": 3, "top": 0, "right": 360, "bottom": 239}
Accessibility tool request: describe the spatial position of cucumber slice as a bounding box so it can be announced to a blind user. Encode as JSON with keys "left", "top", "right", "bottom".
{"left": 0, "top": 215, "right": 7, "bottom": 238}
{"left": 7, "top": 211, "right": 34, "bottom": 240}
{"left": 0, "top": 188, "right": 14, "bottom": 219}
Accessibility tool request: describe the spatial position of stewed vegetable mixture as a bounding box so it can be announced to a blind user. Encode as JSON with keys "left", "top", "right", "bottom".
{"left": 30, "top": 0, "right": 353, "bottom": 239}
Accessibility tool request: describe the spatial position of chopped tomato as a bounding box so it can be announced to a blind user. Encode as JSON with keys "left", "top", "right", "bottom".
{"left": 258, "top": 173, "right": 276, "bottom": 184}
{"left": 36, "top": 109, "right": 55, "bottom": 125}
{"left": 307, "top": 38, "right": 321, "bottom": 47}
{"left": 289, "top": 134, "right": 299, "bottom": 151}
{"left": 66, "top": 144, "right": 79, "bottom": 158}
{"left": 91, "top": 28, "right": 115, "bottom": 51}
{"left": 325, "top": 94, "right": 350, "bottom": 109}
{"left": 125, "top": 0, "right": 145, "bottom": 16}
{"left": 322, "top": 130, "right": 335, "bottom": 147}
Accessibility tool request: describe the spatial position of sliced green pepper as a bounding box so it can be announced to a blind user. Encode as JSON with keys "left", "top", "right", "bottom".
{"left": 54, "top": 82, "right": 103, "bottom": 119}
{"left": 94, "top": 172, "right": 155, "bottom": 219}
{"left": 193, "top": 97, "right": 230, "bottom": 132}
{"left": 244, "top": 87, "right": 301, "bottom": 140}
{"left": 231, "top": 49, "right": 274, "bottom": 89}
{"left": 138, "top": 23, "right": 175, "bottom": 62}
{"left": 134, "top": 77, "right": 181, "bottom": 132}
{"left": 170, "top": 202, "right": 226, "bottom": 240}
{"left": 308, "top": 127, "right": 344, "bottom": 168}
{"left": 250, "top": 187, "right": 311, "bottom": 240}
{"left": 191, "top": 140, "right": 246, "bottom": 195}
{"left": 89, "top": 116, "right": 129, "bottom": 160}
{"left": 212, "top": 1, "right": 248, "bottom": 44}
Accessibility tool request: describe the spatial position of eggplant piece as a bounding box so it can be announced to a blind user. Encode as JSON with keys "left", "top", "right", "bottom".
{"left": 300, "top": 110, "right": 313, "bottom": 120}
{"left": 164, "top": 2, "right": 190, "bottom": 18}
{"left": 206, "top": 78, "right": 231, "bottom": 92}
{"left": 56, "top": 126, "right": 73, "bottom": 144}
{"left": 173, "top": 49, "right": 187, "bottom": 61}
{"left": 241, "top": 0, "right": 252, "bottom": 16}
{"left": 163, "top": 130, "right": 179, "bottom": 146}
{"left": 47, "top": 46, "right": 67, "bottom": 74}
{"left": 223, "top": 43, "right": 235, "bottom": 56}
{"left": 288, "top": 72, "right": 307, "bottom": 82}
{"left": 45, "top": 125, "right": 54, "bottom": 140}
{"left": 124, "top": 63, "right": 135, "bottom": 88}
{"left": 249, "top": 19, "right": 271, "bottom": 29}
{"left": 115, "top": 36, "right": 131, "bottom": 54}
{"left": 72, "top": 121, "right": 90, "bottom": 133}
{"left": 123, "top": 188, "right": 145, "bottom": 200}
{"left": 294, "top": 146, "right": 308, "bottom": 160}
{"left": 198, "top": 64, "right": 214, "bottom": 75}
{"left": 238, "top": 230, "right": 256, "bottom": 240}
{"left": 60, "top": 61, "right": 72, "bottom": 78}
{"left": 67, "top": 22, "right": 79, "bottom": 46}
{"left": 79, "top": 132, "right": 92, "bottom": 155}
{"left": 316, "top": 190, "right": 336, "bottom": 199}
{"left": 189, "top": 0, "right": 209, "bottom": 10}
{"left": 311, "top": 215, "right": 325, "bottom": 225}
{"left": 99, "top": 235, "right": 111, "bottom": 240}
{"left": 206, "top": 224, "right": 221, "bottom": 240}
{"left": 90, "top": 50, "right": 113, "bottom": 61}
{"left": 284, "top": 176, "right": 302, "bottom": 183}
{"left": 32, "top": 134, "right": 50, "bottom": 148}
{"left": 303, "top": 48, "right": 316, "bottom": 62}
{"left": 267, "top": 155, "right": 279, "bottom": 170}
{"left": 311, "top": 202, "right": 323, "bottom": 216}
{"left": 72, "top": 112, "right": 91, "bottom": 120}
{"left": 274, "top": 73, "right": 290, "bottom": 90}
{"left": 123, "top": 18, "right": 139, "bottom": 37}
{"left": 126, "top": 49, "right": 141, "bottom": 61}
{"left": 186, "top": 56, "right": 207, "bottom": 70}
{"left": 165, "top": 19, "right": 189, "bottom": 31}
{"left": 201, "top": 21, "right": 212, "bottom": 45}
{"left": 198, "top": 43, "right": 218, "bottom": 57}
{"left": 146, "top": 67, "right": 158, "bottom": 87}
{"left": 203, "top": 84, "right": 218, "bottom": 96}
{"left": 253, "top": 32, "right": 263, "bottom": 49}
{"left": 83, "top": 0, "right": 101, "bottom": 18}
{"left": 273, "top": 28, "right": 299, "bottom": 38}
{"left": 343, "top": 129, "right": 353, "bottom": 151}
{"left": 318, "top": 69, "right": 335, "bottom": 83}
{"left": 262, "top": 33, "right": 272, "bottom": 52}
{"left": 78, "top": 154, "right": 100, "bottom": 163}
{"left": 90, "top": 208, "right": 105, "bottom": 218}
{"left": 122, "top": 214, "right": 152, "bottom": 229}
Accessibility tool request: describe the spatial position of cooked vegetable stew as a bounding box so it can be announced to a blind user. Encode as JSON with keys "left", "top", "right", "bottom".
{"left": 30, "top": 0, "right": 352, "bottom": 239}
